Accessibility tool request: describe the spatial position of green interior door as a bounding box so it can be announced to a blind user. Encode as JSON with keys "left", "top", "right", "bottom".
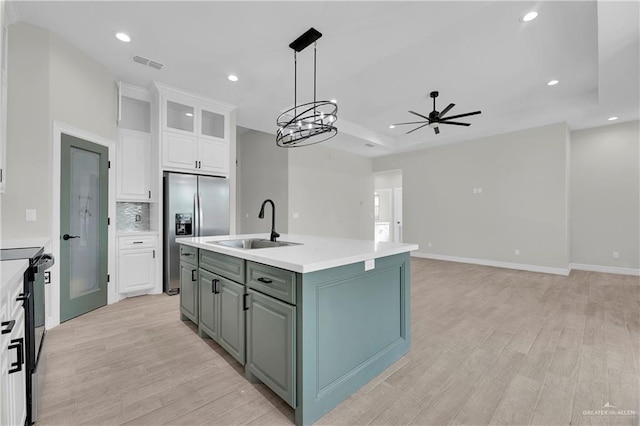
{"left": 60, "top": 133, "right": 109, "bottom": 322}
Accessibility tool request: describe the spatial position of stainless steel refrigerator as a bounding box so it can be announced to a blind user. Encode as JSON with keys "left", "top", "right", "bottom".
{"left": 163, "top": 172, "right": 229, "bottom": 295}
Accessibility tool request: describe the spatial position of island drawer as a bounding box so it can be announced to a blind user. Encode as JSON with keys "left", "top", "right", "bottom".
{"left": 200, "top": 250, "right": 245, "bottom": 283}
{"left": 247, "top": 261, "right": 296, "bottom": 305}
{"left": 179, "top": 245, "right": 198, "bottom": 266}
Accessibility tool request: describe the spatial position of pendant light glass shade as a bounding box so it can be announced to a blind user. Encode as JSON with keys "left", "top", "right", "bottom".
{"left": 276, "top": 28, "right": 338, "bottom": 148}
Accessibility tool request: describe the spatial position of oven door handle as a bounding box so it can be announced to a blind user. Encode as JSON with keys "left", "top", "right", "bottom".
{"left": 16, "top": 292, "right": 31, "bottom": 306}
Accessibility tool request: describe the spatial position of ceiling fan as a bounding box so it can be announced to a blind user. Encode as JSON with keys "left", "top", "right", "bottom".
{"left": 393, "top": 91, "right": 481, "bottom": 135}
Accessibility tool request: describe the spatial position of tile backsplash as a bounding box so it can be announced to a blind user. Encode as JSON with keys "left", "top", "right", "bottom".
{"left": 116, "top": 202, "right": 151, "bottom": 232}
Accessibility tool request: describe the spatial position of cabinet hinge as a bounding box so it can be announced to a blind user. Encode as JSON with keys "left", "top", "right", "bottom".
{"left": 107, "top": 217, "right": 111, "bottom": 225}
{"left": 0, "top": 169, "right": 3, "bottom": 183}
{"left": 108, "top": 161, "right": 111, "bottom": 169}
{"left": 152, "top": 250, "right": 155, "bottom": 259}
{"left": 148, "top": 190, "right": 151, "bottom": 199}
{"left": 107, "top": 274, "right": 110, "bottom": 283}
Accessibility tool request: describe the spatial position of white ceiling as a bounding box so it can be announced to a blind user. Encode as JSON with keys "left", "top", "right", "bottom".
{"left": 11, "top": 0, "right": 640, "bottom": 157}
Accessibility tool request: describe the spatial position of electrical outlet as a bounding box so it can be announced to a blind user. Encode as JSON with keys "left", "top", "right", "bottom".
{"left": 428, "top": 242, "right": 432, "bottom": 248}
{"left": 364, "top": 259, "right": 375, "bottom": 271}
{"left": 613, "top": 251, "right": 620, "bottom": 259}
{"left": 478, "top": 187, "right": 482, "bottom": 193}
{"left": 472, "top": 188, "right": 478, "bottom": 194}
{"left": 44, "top": 271, "right": 51, "bottom": 284}
{"left": 515, "top": 249, "right": 520, "bottom": 256}
{"left": 292, "top": 213, "right": 299, "bottom": 219}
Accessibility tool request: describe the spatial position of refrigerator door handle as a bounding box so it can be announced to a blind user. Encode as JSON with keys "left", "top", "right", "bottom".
{"left": 197, "top": 194, "right": 203, "bottom": 237}
{"left": 194, "top": 193, "right": 200, "bottom": 237}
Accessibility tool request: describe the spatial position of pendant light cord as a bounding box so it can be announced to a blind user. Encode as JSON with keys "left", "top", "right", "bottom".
{"left": 294, "top": 51, "right": 297, "bottom": 119}
{"left": 313, "top": 42, "right": 317, "bottom": 117}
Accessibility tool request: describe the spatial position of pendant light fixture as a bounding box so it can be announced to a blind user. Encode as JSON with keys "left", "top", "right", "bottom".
{"left": 276, "top": 28, "right": 338, "bottom": 147}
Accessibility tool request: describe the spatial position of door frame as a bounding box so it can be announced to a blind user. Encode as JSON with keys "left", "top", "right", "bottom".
{"left": 51, "top": 121, "right": 116, "bottom": 329}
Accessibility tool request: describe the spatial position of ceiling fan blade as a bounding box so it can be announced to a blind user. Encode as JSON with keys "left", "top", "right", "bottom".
{"left": 440, "top": 110, "right": 481, "bottom": 121}
{"left": 439, "top": 103, "right": 455, "bottom": 118}
{"left": 392, "top": 120, "right": 429, "bottom": 126}
{"left": 434, "top": 126, "right": 440, "bottom": 135}
{"left": 409, "top": 110, "right": 431, "bottom": 120}
{"left": 406, "top": 122, "right": 431, "bottom": 134}
{"left": 438, "top": 121, "right": 471, "bottom": 126}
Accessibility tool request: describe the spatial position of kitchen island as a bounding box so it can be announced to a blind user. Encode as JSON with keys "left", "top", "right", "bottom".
{"left": 176, "top": 234, "right": 418, "bottom": 425}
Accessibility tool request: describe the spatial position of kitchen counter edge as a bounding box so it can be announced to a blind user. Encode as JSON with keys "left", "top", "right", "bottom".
{"left": 176, "top": 234, "right": 418, "bottom": 273}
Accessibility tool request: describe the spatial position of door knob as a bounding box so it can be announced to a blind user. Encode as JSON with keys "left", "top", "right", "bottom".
{"left": 62, "top": 234, "right": 80, "bottom": 240}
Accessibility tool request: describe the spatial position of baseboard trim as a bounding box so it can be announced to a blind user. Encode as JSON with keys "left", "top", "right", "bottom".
{"left": 569, "top": 263, "right": 640, "bottom": 277}
{"left": 411, "top": 252, "right": 571, "bottom": 276}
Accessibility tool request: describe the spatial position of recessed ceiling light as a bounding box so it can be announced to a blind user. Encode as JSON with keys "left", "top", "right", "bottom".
{"left": 389, "top": 125, "right": 396, "bottom": 129}
{"left": 115, "top": 32, "right": 131, "bottom": 43}
{"left": 608, "top": 116, "right": 618, "bottom": 121}
{"left": 330, "top": 99, "right": 337, "bottom": 104}
{"left": 228, "top": 74, "right": 238, "bottom": 82}
{"left": 547, "top": 79, "right": 559, "bottom": 86}
{"left": 521, "top": 11, "right": 538, "bottom": 22}
{"left": 185, "top": 113, "right": 194, "bottom": 117}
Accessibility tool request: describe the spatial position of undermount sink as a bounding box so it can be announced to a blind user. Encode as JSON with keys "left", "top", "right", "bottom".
{"left": 208, "top": 238, "right": 302, "bottom": 249}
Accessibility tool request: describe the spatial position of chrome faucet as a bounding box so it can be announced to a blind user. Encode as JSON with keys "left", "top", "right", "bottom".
{"left": 258, "top": 199, "right": 280, "bottom": 242}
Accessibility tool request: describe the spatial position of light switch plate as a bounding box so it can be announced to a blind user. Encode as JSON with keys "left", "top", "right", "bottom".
{"left": 26, "top": 209, "right": 37, "bottom": 222}
{"left": 364, "top": 259, "right": 375, "bottom": 271}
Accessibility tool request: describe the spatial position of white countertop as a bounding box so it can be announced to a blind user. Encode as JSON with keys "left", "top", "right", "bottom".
{"left": 1, "top": 259, "right": 29, "bottom": 288}
{"left": 1, "top": 238, "right": 50, "bottom": 249}
{"left": 176, "top": 234, "right": 419, "bottom": 273}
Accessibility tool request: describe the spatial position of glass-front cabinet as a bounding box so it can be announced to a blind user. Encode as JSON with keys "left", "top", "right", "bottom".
{"left": 166, "top": 100, "right": 195, "bottom": 133}
{"left": 200, "top": 109, "right": 225, "bottom": 139}
{"left": 156, "top": 84, "right": 234, "bottom": 177}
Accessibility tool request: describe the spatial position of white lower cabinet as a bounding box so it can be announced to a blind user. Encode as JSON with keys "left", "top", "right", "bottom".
{"left": 1, "top": 261, "right": 28, "bottom": 426}
{"left": 117, "top": 235, "right": 157, "bottom": 294}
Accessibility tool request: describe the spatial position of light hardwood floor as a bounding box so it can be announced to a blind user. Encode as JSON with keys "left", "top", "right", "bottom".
{"left": 39, "top": 259, "right": 640, "bottom": 425}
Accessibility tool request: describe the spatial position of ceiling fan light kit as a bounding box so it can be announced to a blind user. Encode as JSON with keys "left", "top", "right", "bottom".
{"left": 276, "top": 27, "right": 338, "bottom": 148}
{"left": 393, "top": 90, "right": 481, "bottom": 135}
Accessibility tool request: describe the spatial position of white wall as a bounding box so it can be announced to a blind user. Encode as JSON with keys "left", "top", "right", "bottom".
{"left": 237, "top": 129, "right": 288, "bottom": 234}
{"left": 4, "top": 22, "right": 118, "bottom": 327}
{"left": 3, "top": 22, "right": 51, "bottom": 239}
{"left": 288, "top": 144, "right": 374, "bottom": 240}
{"left": 374, "top": 123, "right": 571, "bottom": 272}
{"left": 571, "top": 120, "right": 639, "bottom": 269}
{"left": 374, "top": 170, "right": 402, "bottom": 190}
{"left": 2, "top": 23, "right": 117, "bottom": 240}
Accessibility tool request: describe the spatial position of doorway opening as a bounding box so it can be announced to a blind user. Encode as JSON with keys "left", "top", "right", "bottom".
{"left": 374, "top": 170, "right": 403, "bottom": 243}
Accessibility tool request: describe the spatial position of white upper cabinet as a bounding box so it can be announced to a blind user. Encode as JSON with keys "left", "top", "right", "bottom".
{"left": 200, "top": 108, "right": 225, "bottom": 139}
{"left": 117, "top": 129, "right": 152, "bottom": 201}
{"left": 155, "top": 83, "right": 234, "bottom": 177}
{"left": 116, "top": 83, "right": 155, "bottom": 201}
{"left": 166, "top": 100, "right": 195, "bottom": 133}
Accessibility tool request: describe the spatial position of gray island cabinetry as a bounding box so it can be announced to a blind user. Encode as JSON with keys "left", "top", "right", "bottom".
{"left": 177, "top": 234, "right": 417, "bottom": 425}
